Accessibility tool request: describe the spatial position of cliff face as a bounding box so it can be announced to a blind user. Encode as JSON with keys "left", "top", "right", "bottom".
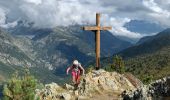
{"left": 35, "top": 69, "right": 142, "bottom": 100}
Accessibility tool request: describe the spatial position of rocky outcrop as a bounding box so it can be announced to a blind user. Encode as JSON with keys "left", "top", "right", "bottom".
{"left": 147, "top": 76, "right": 170, "bottom": 99}
{"left": 121, "top": 76, "right": 170, "bottom": 100}
{"left": 35, "top": 69, "right": 142, "bottom": 100}
{"left": 77, "top": 69, "right": 138, "bottom": 95}
{"left": 35, "top": 70, "right": 170, "bottom": 100}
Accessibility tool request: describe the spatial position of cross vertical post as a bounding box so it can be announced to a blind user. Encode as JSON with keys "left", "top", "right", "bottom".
{"left": 96, "top": 13, "right": 100, "bottom": 70}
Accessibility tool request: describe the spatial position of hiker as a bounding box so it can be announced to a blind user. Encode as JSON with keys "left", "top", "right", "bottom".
{"left": 66, "top": 60, "right": 85, "bottom": 86}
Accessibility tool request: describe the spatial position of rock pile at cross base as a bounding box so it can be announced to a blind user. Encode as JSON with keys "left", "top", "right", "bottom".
{"left": 35, "top": 69, "right": 143, "bottom": 100}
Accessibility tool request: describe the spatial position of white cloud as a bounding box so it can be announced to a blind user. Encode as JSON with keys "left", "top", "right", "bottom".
{"left": 99, "top": 14, "right": 143, "bottom": 39}
{"left": 24, "top": 0, "right": 42, "bottom": 5}
{"left": 0, "top": 8, "right": 6, "bottom": 25}
{"left": 0, "top": 0, "right": 170, "bottom": 39}
{"left": 0, "top": 20, "right": 18, "bottom": 29}
{"left": 0, "top": 8, "right": 18, "bottom": 28}
{"left": 19, "top": 0, "right": 97, "bottom": 28}
{"left": 143, "top": 0, "right": 170, "bottom": 27}
{"left": 108, "top": 17, "right": 143, "bottom": 39}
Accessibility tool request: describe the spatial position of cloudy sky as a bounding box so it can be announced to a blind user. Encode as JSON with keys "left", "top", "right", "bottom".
{"left": 0, "top": 0, "right": 169, "bottom": 39}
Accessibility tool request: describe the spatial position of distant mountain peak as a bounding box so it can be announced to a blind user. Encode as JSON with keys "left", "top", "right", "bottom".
{"left": 137, "top": 28, "right": 170, "bottom": 45}
{"left": 118, "top": 28, "right": 170, "bottom": 58}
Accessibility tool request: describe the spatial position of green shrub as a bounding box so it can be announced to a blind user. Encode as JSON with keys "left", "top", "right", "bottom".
{"left": 2, "top": 68, "right": 41, "bottom": 100}
{"left": 142, "top": 75, "right": 153, "bottom": 84}
{"left": 105, "top": 55, "right": 125, "bottom": 74}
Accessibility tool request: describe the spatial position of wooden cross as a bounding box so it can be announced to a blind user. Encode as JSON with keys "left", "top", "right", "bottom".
{"left": 83, "top": 13, "right": 112, "bottom": 70}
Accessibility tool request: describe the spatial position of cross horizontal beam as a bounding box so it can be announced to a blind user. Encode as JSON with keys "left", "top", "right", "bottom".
{"left": 100, "top": 27, "right": 112, "bottom": 30}
{"left": 83, "top": 26, "right": 112, "bottom": 31}
{"left": 83, "top": 26, "right": 99, "bottom": 30}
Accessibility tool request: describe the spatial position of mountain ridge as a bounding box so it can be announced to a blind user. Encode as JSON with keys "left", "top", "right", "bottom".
{"left": 117, "top": 28, "right": 170, "bottom": 58}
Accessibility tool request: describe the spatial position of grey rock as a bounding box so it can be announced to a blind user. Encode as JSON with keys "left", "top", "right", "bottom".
{"left": 61, "top": 93, "right": 71, "bottom": 100}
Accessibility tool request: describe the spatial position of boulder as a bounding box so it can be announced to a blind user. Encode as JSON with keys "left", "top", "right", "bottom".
{"left": 64, "top": 83, "right": 74, "bottom": 90}
{"left": 60, "top": 93, "right": 71, "bottom": 100}
{"left": 78, "top": 69, "right": 136, "bottom": 95}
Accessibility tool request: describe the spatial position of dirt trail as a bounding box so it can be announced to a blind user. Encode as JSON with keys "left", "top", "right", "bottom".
{"left": 89, "top": 91, "right": 121, "bottom": 100}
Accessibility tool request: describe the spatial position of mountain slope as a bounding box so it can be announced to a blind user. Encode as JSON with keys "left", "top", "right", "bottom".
{"left": 125, "top": 46, "right": 170, "bottom": 83}
{"left": 0, "top": 29, "right": 35, "bottom": 67}
{"left": 0, "top": 29, "right": 68, "bottom": 84}
{"left": 102, "top": 28, "right": 170, "bottom": 83}
{"left": 8, "top": 25, "right": 132, "bottom": 73}
{"left": 122, "top": 29, "right": 170, "bottom": 82}
{"left": 0, "top": 29, "right": 34, "bottom": 82}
